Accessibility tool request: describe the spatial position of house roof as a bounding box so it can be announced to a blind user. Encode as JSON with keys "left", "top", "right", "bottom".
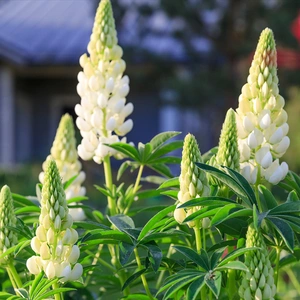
{"left": 0, "top": 0, "right": 215, "bottom": 66}
{"left": 0, "top": 0, "right": 93, "bottom": 65}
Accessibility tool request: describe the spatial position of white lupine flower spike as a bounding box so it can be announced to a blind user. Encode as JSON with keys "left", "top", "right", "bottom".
{"left": 39, "top": 114, "right": 86, "bottom": 221}
{"left": 236, "top": 28, "right": 289, "bottom": 185}
{"left": 76, "top": 0, "right": 134, "bottom": 164}
{"left": 27, "top": 159, "right": 83, "bottom": 282}
{"left": 174, "top": 133, "right": 210, "bottom": 228}
{"left": 0, "top": 185, "right": 18, "bottom": 266}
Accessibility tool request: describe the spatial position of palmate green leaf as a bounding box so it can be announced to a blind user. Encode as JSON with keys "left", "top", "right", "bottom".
{"left": 15, "top": 205, "right": 40, "bottom": 215}
{"left": 160, "top": 190, "right": 178, "bottom": 200}
{"left": 279, "top": 248, "right": 300, "bottom": 268}
{"left": 186, "top": 275, "right": 206, "bottom": 300}
{"left": 0, "top": 293, "right": 22, "bottom": 300}
{"left": 183, "top": 207, "right": 221, "bottom": 223}
{"left": 218, "top": 247, "right": 258, "bottom": 267}
{"left": 74, "top": 221, "right": 110, "bottom": 230}
{"left": 135, "top": 189, "right": 161, "bottom": 201}
{"left": 149, "top": 164, "right": 173, "bottom": 178}
{"left": 178, "top": 196, "right": 236, "bottom": 209}
{"left": 279, "top": 215, "right": 300, "bottom": 232}
{"left": 67, "top": 196, "right": 88, "bottom": 204}
{"left": 141, "top": 229, "right": 190, "bottom": 244}
{"left": 163, "top": 275, "right": 201, "bottom": 300}
{"left": 35, "top": 288, "right": 76, "bottom": 300}
{"left": 202, "top": 146, "right": 218, "bottom": 163}
{"left": 138, "top": 205, "right": 176, "bottom": 241}
{"left": 287, "top": 190, "right": 299, "bottom": 202}
{"left": 108, "top": 215, "right": 135, "bottom": 231}
{"left": 205, "top": 271, "right": 222, "bottom": 298}
{"left": 158, "top": 177, "right": 179, "bottom": 189}
{"left": 149, "top": 131, "right": 181, "bottom": 151}
{"left": 138, "top": 142, "right": 153, "bottom": 163}
{"left": 210, "top": 204, "right": 248, "bottom": 226}
{"left": 214, "top": 261, "right": 248, "bottom": 272}
{"left": 268, "top": 217, "right": 294, "bottom": 251}
{"left": 269, "top": 202, "right": 300, "bottom": 215}
{"left": 122, "top": 268, "right": 147, "bottom": 291}
{"left": 258, "top": 185, "right": 277, "bottom": 210}
{"left": 107, "top": 142, "right": 140, "bottom": 161}
{"left": 146, "top": 243, "right": 162, "bottom": 272}
{"left": 216, "top": 218, "right": 248, "bottom": 237}
{"left": 150, "top": 140, "right": 183, "bottom": 160}
{"left": 120, "top": 242, "right": 135, "bottom": 265}
{"left": 208, "top": 240, "right": 236, "bottom": 253}
{"left": 148, "top": 156, "right": 181, "bottom": 165}
{"left": 81, "top": 229, "right": 132, "bottom": 244}
{"left": 278, "top": 171, "right": 300, "bottom": 196}
{"left": 122, "top": 294, "right": 154, "bottom": 300}
{"left": 12, "top": 193, "right": 38, "bottom": 207}
{"left": 195, "top": 163, "right": 253, "bottom": 208}
{"left": 63, "top": 174, "right": 78, "bottom": 190}
{"left": 210, "top": 248, "right": 226, "bottom": 269}
{"left": 173, "top": 246, "right": 210, "bottom": 271}
{"left": 141, "top": 176, "right": 166, "bottom": 185}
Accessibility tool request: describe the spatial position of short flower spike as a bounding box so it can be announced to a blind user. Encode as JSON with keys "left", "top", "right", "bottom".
{"left": 76, "top": 0, "right": 134, "bottom": 164}
{"left": 216, "top": 108, "right": 240, "bottom": 171}
{"left": 174, "top": 134, "right": 210, "bottom": 227}
{"left": 39, "top": 114, "right": 86, "bottom": 221}
{"left": 27, "top": 159, "right": 82, "bottom": 282}
{"left": 236, "top": 28, "right": 289, "bottom": 185}
{"left": 239, "top": 223, "right": 276, "bottom": 300}
{"left": 0, "top": 185, "right": 17, "bottom": 266}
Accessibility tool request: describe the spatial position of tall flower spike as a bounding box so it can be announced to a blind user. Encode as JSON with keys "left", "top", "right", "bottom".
{"left": 239, "top": 223, "right": 276, "bottom": 300}
{"left": 39, "top": 114, "right": 86, "bottom": 221}
{"left": 236, "top": 28, "right": 289, "bottom": 185}
{"left": 75, "top": 0, "right": 134, "bottom": 164}
{"left": 174, "top": 134, "right": 210, "bottom": 227}
{"left": 0, "top": 186, "right": 18, "bottom": 266}
{"left": 216, "top": 108, "right": 240, "bottom": 171}
{"left": 27, "top": 160, "right": 82, "bottom": 282}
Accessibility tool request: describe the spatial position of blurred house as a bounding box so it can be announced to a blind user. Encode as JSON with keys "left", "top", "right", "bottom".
{"left": 0, "top": 0, "right": 220, "bottom": 167}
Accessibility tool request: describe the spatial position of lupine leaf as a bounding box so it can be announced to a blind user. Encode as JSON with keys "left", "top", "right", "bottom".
{"left": 158, "top": 177, "right": 180, "bottom": 189}
{"left": 138, "top": 205, "right": 175, "bottom": 241}
{"left": 146, "top": 243, "right": 162, "bottom": 272}
{"left": 178, "top": 196, "right": 236, "bottom": 209}
{"left": 108, "top": 215, "right": 135, "bottom": 231}
{"left": 218, "top": 247, "right": 257, "bottom": 266}
{"left": 258, "top": 185, "right": 277, "bottom": 210}
{"left": 149, "top": 164, "right": 173, "bottom": 178}
{"left": 12, "top": 193, "right": 38, "bottom": 207}
{"left": 210, "top": 204, "right": 247, "bottom": 226}
{"left": 186, "top": 275, "right": 206, "bottom": 300}
{"left": 120, "top": 242, "right": 135, "bottom": 265}
{"left": 205, "top": 271, "right": 221, "bottom": 298}
{"left": 215, "top": 261, "right": 248, "bottom": 272}
{"left": 67, "top": 196, "right": 88, "bottom": 204}
{"left": 149, "top": 131, "right": 181, "bottom": 151}
{"left": 150, "top": 140, "right": 183, "bottom": 160}
{"left": 106, "top": 142, "right": 140, "bottom": 161}
{"left": 121, "top": 294, "right": 152, "bottom": 299}
{"left": 287, "top": 190, "right": 300, "bottom": 202}
{"left": 269, "top": 202, "right": 300, "bottom": 215}
{"left": 122, "top": 269, "right": 147, "bottom": 291}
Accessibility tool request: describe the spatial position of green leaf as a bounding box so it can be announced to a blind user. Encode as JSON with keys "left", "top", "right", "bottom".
{"left": 63, "top": 174, "right": 78, "bottom": 190}
{"left": 146, "top": 243, "right": 162, "bottom": 272}
{"left": 210, "top": 204, "right": 247, "bottom": 226}
{"left": 205, "top": 271, "right": 221, "bottom": 298}
{"left": 74, "top": 221, "right": 110, "bottom": 230}
{"left": 0, "top": 293, "right": 22, "bottom": 300}
{"left": 149, "top": 164, "right": 173, "bottom": 178}
{"left": 195, "top": 163, "right": 253, "bottom": 208}
{"left": 138, "top": 205, "right": 175, "bottom": 241}
{"left": 67, "top": 196, "right": 88, "bottom": 204}
{"left": 106, "top": 142, "right": 140, "bottom": 161}
{"left": 215, "top": 261, "right": 248, "bottom": 272}
{"left": 150, "top": 139, "right": 182, "bottom": 158}
{"left": 141, "top": 230, "right": 190, "bottom": 244}
{"left": 135, "top": 189, "right": 161, "bottom": 201}
{"left": 218, "top": 247, "right": 257, "bottom": 267}
{"left": 186, "top": 275, "right": 206, "bottom": 300}
{"left": 121, "top": 294, "right": 152, "bottom": 300}
{"left": 202, "top": 146, "right": 218, "bottom": 163}
{"left": 269, "top": 202, "right": 300, "bottom": 215}
{"left": 149, "top": 131, "right": 181, "bottom": 151}
{"left": 173, "top": 246, "right": 210, "bottom": 271}
{"left": 120, "top": 242, "right": 135, "bottom": 265}
{"left": 108, "top": 215, "right": 135, "bottom": 231}
{"left": 117, "top": 161, "right": 131, "bottom": 180}
{"left": 35, "top": 288, "right": 76, "bottom": 300}
{"left": 268, "top": 217, "right": 294, "bottom": 251}
{"left": 208, "top": 240, "right": 236, "bottom": 253}
{"left": 141, "top": 176, "right": 166, "bottom": 185}
{"left": 183, "top": 207, "right": 221, "bottom": 223}
{"left": 178, "top": 196, "right": 236, "bottom": 209}
{"left": 287, "top": 190, "right": 300, "bottom": 202}
{"left": 158, "top": 177, "right": 179, "bottom": 189}
{"left": 122, "top": 268, "right": 147, "bottom": 291}
{"left": 148, "top": 156, "right": 181, "bottom": 165}
{"left": 94, "top": 185, "right": 112, "bottom": 197}
{"left": 15, "top": 205, "right": 40, "bottom": 215}
{"left": 163, "top": 275, "right": 199, "bottom": 300}
{"left": 160, "top": 190, "right": 178, "bottom": 199}
{"left": 210, "top": 248, "right": 226, "bottom": 269}
{"left": 81, "top": 229, "right": 132, "bottom": 244}
{"left": 12, "top": 193, "right": 38, "bottom": 207}
{"left": 258, "top": 185, "right": 277, "bottom": 210}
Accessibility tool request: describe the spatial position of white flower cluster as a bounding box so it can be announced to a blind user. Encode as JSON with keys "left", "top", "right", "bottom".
{"left": 27, "top": 160, "right": 83, "bottom": 282}
{"left": 236, "top": 28, "right": 289, "bottom": 185}
{"left": 39, "top": 114, "right": 86, "bottom": 221}
{"left": 75, "top": 0, "right": 133, "bottom": 164}
{"left": 174, "top": 134, "right": 210, "bottom": 228}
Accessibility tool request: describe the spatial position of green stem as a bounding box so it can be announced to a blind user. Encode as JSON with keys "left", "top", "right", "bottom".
{"left": 194, "top": 224, "right": 202, "bottom": 253}
{"left": 103, "top": 155, "right": 116, "bottom": 216}
{"left": 7, "top": 263, "right": 22, "bottom": 289}
{"left": 134, "top": 248, "right": 153, "bottom": 299}
{"left": 209, "top": 228, "right": 216, "bottom": 245}
{"left": 274, "top": 247, "right": 281, "bottom": 286}
{"left": 202, "top": 227, "right": 206, "bottom": 251}
{"left": 124, "top": 165, "right": 144, "bottom": 214}
{"left": 254, "top": 167, "right": 262, "bottom": 212}
{"left": 52, "top": 282, "right": 63, "bottom": 300}
{"left": 285, "top": 267, "right": 300, "bottom": 295}
{"left": 156, "top": 244, "right": 173, "bottom": 289}
{"left": 201, "top": 285, "right": 207, "bottom": 300}
{"left": 227, "top": 269, "right": 236, "bottom": 299}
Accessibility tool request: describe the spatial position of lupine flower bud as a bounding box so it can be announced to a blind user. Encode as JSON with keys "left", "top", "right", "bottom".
{"left": 174, "top": 134, "right": 210, "bottom": 228}
{"left": 39, "top": 114, "right": 86, "bottom": 221}
{"left": 0, "top": 186, "right": 18, "bottom": 265}
{"left": 75, "top": 0, "right": 134, "bottom": 164}
{"left": 239, "top": 223, "right": 276, "bottom": 300}
{"left": 27, "top": 160, "right": 82, "bottom": 282}
{"left": 236, "top": 28, "right": 289, "bottom": 185}
{"left": 216, "top": 108, "right": 240, "bottom": 171}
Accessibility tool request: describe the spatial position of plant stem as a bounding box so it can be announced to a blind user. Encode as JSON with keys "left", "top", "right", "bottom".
{"left": 274, "top": 247, "right": 281, "bottom": 286}
{"left": 103, "top": 155, "right": 117, "bottom": 215}
{"left": 53, "top": 282, "right": 63, "bottom": 300}
{"left": 209, "top": 228, "right": 216, "bottom": 245}
{"left": 156, "top": 244, "right": 173, "bottom": 289}
{"left": 227, "top": 269, "right": 236, "bottom": 299}
{"left": 7, "top": 263, "right": 22, "bottom": 289}
{"left": 124, "top": 164, "right": 144, "bottom": 214}
{"left": 254, "top": 167, "right": 262, "bottom": 212}
{"left": 201, "top": 285, "right": 207, "bottom": 300}
{"left": 202, "top": 227, "right": 206, "bottom": 251}
{"left": 134, "top": 248, "right": 153, "bottom": 299}
{"left": 193, "top": 224, "right": 202, "bottom": 253}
